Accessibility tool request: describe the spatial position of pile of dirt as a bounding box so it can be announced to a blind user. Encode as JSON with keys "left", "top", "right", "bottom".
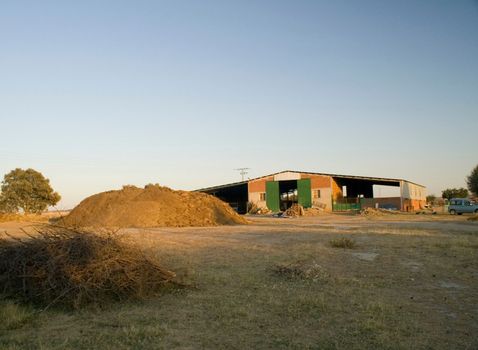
{"left": 0, "top": 227, "right": 177, "bottom": 309}
{"left": 61, "top": 184, "right": 248, "bottom": 228}
{"left": 284, "top": 204, "right": 305, "bottom": 217}
{"left": 468, "top": 215, "right": 478, "bottom": 222}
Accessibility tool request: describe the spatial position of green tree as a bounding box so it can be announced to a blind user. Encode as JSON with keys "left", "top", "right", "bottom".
{"left": 0, "top": 168, "right": 61, "bottom": 214}
{"left": 466, "top": 164, "right": 478, "bottom": 197}
{"left": 441, "top": 188, "right": 468, "bottom": 200}
{"left": 426, "top": 194, "right": 436, "bottom": 204}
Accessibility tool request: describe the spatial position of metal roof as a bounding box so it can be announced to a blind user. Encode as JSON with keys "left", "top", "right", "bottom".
{"left": 197, "top": 179, "right": 249, "bottom": 192}
{"left": 197, "top": 170, "right": 425, "bottom": 192}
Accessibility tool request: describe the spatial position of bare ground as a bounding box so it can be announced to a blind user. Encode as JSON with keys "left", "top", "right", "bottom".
{"left": 1, "top": 213, "right": 477, "bottom": 349}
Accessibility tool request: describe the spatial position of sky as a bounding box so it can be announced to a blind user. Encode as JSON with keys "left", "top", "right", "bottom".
{"left": 0, "top": 0, "right": 477, "bottom": 209}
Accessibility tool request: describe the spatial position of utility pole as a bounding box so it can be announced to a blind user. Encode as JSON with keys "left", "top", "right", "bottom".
{"left": 234, "top": 168, "right": 250, "bottom": 181}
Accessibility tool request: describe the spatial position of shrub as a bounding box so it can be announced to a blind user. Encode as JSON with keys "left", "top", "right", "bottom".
{"left": 329, "top": 237, "right": 356, "bottom": 249}
{"left": 271, "top": 261, "right": 329, "bottom": 282}
{"left": 441, "top": 188, "right": 468, "bottom": 200}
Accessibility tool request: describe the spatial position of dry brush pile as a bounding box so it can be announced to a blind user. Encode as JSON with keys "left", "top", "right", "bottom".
{"left": 0, "top": 226, "right": 177, "bottom": 309}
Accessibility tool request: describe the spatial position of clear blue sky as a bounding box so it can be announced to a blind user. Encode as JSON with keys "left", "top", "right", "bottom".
{"left": 1, "top": 0, "right": 477, "bottom": 209}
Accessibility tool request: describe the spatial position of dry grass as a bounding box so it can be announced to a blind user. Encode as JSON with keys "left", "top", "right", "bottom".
{"left": 0, "top": 215, "right": 477, "bottom": 349}
{"left": 0, "top": 213, "right": 48, "bottom": 223}
{"left": 0, "top": 300, "right": 34, "bottom": 330}
{"left": 0, "top": 226, "right": 177, "bottom": 309}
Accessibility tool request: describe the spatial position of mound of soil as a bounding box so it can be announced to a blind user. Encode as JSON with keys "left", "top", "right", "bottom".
{"left": 62, "top": 185, "right": 248, "bottom": 228}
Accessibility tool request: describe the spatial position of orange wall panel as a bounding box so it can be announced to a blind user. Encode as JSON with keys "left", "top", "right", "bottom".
{"left": 301, "top": 174, "right": 331, "bottom": 188}
{"left": 402, "top": 199, "right": 425, "bottom": 211}
{"left": 331, "top": 178, "right": 342, "bottom": 199}
{"left": 248, "top": 176, "right": 274, "bottom": 193}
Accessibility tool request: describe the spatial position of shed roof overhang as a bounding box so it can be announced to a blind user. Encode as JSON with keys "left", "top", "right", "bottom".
{"left": 196, "top": 170, "right": 424, "bottom": 192}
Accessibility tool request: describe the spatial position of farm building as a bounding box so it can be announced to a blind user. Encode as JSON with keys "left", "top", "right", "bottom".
{"left": 198, "top": 170, "right": 426, "bottom": 214}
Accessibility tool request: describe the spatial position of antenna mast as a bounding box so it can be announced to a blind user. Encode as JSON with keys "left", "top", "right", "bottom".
{"left": 234, "top": 168, "right": 250, "bottom": 181}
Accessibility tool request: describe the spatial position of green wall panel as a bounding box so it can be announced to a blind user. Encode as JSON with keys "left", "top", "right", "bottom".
{"left": 297, "top": 179, "right": 312, "bottom": 208}
{"left": 266, "top": 181, "right": 280, "bottom": 212}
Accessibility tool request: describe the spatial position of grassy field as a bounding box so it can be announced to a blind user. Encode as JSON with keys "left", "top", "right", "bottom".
{"left": 1, "top": 214, "right": 477, "bottom": 349}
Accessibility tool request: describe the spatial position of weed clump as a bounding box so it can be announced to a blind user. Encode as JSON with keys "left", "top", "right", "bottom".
{"left": 271, "top": 261, "right": 329, "bottom": 282}
{"left": 0, "top": 226, "right": 177, "bottom": 309}
{"left": 330, "top": 237, "right": 356, "bottom": 249}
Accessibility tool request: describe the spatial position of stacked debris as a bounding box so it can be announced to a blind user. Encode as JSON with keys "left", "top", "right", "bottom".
{"left": 284, "top": 204, "right": 305, "bottom": 217}
{"left": 247, "top": 202, "right": 271, "bottom": 215}
{"left": 257, "top": 208, "right": 271, "bottom": 215}
{"left": 359, "top": 208, "right": 400, "bottom": 216}
{"left": 61, "top": 184, "right": 248, "bottom": 228}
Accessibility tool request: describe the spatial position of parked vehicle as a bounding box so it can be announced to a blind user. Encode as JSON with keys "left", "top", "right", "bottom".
{"left": 448, "top": 198, "right": 478, "bottom": 215}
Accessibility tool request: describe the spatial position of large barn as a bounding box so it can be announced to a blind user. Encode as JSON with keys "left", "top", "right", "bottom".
{"left": 198, "top": 170, "right": 426, "bottom": 214}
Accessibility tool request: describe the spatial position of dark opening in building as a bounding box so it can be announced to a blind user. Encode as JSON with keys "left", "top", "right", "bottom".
{"left": 202, "top": 182, "right": 248, "bottom": 214}
{"left": 279, "top": 180, "right": 298, "bottom": 211}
